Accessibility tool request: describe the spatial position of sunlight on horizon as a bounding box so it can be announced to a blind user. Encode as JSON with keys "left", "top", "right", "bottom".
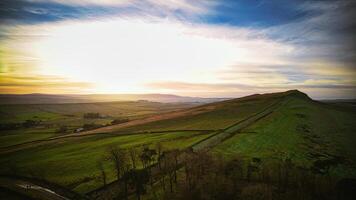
{"left": 2, "top": 18, "right": 294, "bottom": 95}
{"left": 0, "top": 0, "right": 355, "bottom": 99}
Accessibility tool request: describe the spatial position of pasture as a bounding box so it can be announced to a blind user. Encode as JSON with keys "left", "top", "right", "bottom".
{"left": 1, "top": 90, "right": 356, "bottom": 199}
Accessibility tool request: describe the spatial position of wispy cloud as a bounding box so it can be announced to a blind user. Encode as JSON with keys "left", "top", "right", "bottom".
{"left": 0, "top": 0, "right": 213, "bottom": 25}
{"left": 26, "top": 0, "right": 132, "bottom": 6}
{"left": 146, "top": 80, "right": 356, "bottom": 99}
{"left": 0, "top": 0, "right": 355, "bottom": 98}
{"left": 0, "top": 74, "right": 92, "bottom": 94}
{"left": 0, "top": 17, "right": 295, "bottom": 93}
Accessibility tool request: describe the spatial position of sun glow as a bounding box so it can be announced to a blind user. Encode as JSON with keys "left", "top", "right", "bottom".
{"left": 1, "top": 17, "right": 292, "bottom": 94}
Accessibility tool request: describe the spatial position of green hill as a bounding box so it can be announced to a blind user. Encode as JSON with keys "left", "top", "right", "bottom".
{"left": 0, "top": 90, "right": 355, "bottom": 195}
{"left": 0, "top": 101, "right": 196, "bottom": 148}
{"left": 214, "top": 91, "right": 356, "bottom": 177}
{"left": 78, "top": 89, "right": 293, "bottom": 135}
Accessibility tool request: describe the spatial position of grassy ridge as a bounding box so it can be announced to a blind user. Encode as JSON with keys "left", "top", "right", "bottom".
{"left": 117, "top": 95, "right": 282, "bottom": 132}
{"left": 0, "top": 91, "right": 297, "bottom": 194}
{"left": 213, "top": 93, "right": 356, "bottom": 177}
{"left": 1, "top": 90, "right": 355, "bottom": 196}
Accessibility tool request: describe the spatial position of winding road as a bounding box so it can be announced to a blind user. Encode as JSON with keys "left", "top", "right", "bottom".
{"left": 0, "top": 177, "right": 73, "bottom": 200}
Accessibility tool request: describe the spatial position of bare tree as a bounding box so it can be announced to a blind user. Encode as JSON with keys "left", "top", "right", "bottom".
{"left": 129, "top": 147, "right": 138, "bottom": 169}
{"left": 163, "top": 152, "right": 176, "bottom": 193}
{"left": 107, "top": 145, "right": 128, "bottom": 180}
{"left": 140, "top": 146, "right": 157, "bottom": 187}
{"left": 127, "top": 169, "right": 149, "bottom": 200}
{"left": 156, "top": 142, "right": 164, "bottom": 170}
{"left": 140, "top": 146, "right": 157, "bottom": 169}
{"left": 96, "top": 158, "right": 107, "bottom": 186}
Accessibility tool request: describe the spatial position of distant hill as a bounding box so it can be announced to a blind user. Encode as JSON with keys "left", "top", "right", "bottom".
{"left": 0, "top": 93, "right": 229, "bottom": 104}
{"left": 80, "top": 90, "right": 311, "bottom": 134}
{"left": 1, "top": 90, "right": 355, "bottom": 195}
{"left": 77, "top": 90, "right": 356, "bottom": 169}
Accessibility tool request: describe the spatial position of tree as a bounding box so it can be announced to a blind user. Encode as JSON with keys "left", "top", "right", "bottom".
{"left": 56, "top": 125, "right": 68, "bottom": 133}
{"left": 83, "top": 112, "right": 100, "bottom": 119}
{"left": 156, "top": 142, "right": 163, "bottom": 170}
{"left": 127, "top": 169, "right": 149, "bottom": 200}
{"left": 129, "top": 147, "right": 138, "bottom": 169}
{"left": 140, "top": 146, "right": 157, "bottom": 187}
{"left": 140, "top": 146, "right": 157, "bottom": 169}
{"left": 111, "top": 118, "right": 130, "bottom": 125}
{"left": 23, "top": 120, "right": 38, "bottom": 128}
{"left": 163, "top": 152, "right": 176, "bottom": 192}
{"left": 96, "top": 159, "right": 107, "bottom": 186}
{"left": 107, "top": 145, "right": 128, "bottom": 180}
{"left": 225, "top": 157, "right": 244, "bottom": 190}
{"left": 160, "top": 149, "right": 181, "bottom": 193}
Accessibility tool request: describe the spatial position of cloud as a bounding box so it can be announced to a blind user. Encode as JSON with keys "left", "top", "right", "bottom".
{"left": 0, "top": 74, "right": 93, "bottom": 94}
{"left": 265, "top": 0, "right": 356, "bottom": 64}
{"left": 0, "top": 0, "right": 212, "bottom": 25}
{"left": 0, "top": 0, "right": 355, "bottom": 98}
{"left": 0, "top": 16, "right": 296, "bottom": 93}
{"left": 26, "top": 0, "right": 131, "bottom": 6}
{"left": 146, "top": 81, "right": 356, "bottom": 99}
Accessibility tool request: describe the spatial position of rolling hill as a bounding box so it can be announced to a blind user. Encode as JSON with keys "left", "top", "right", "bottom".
{"left": 0, "top": 93, "right": 228, "bottom": 104}
{"left": 0, "top": 90, "right": 355, "bottom": 197}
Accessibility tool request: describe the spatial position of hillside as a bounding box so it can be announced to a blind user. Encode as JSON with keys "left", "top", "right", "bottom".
{"left": 214, "top": 91, "right": 356, "bottom": 176}
{"left": 71, "top": 90, "right": 295, "bottom": 136}
{"left": 0, "top": 101, "right": 197, "bottom": 124}
{"left": 0, "top": 93, "right": 227, "bottom": 104}
{"left": 0, "top": 101, "right": 196, "bottom": 148}
{"left": 0, "top": 90, "right": 355, "bottom": 197}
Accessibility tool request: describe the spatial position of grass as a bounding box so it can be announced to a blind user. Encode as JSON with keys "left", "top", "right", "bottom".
{"left": 1, "top": 90, "right": 356, "bottom": 196}
{"left": 0, "top": 101, "right": 194, "bottom": 124}
{"left": 0, "top": 131, "right": 213, "bottom": 193}
{"left": 214, "top": 97, "right": 308, "bottom": 161}
{"left": 213, "top": 94, "right": 356, "bottom": 177}
{"left": 0, "top": 128, "right": 57, "bottom": 148}
{"left": 0, "top": 106, "right": 62, "bottom": 124}
{"left": 0, "top": 101, "right": 195, "bottom": 147}
{"left": 118, "top": 97, "right": 280, "bottom": 132}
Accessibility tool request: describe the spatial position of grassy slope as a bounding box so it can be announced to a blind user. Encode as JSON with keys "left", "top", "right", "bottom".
{"left": 116, "top": 94, "right": 283, "bottom": 132}
{"left": 0, "top": 101, "right": 195, "bottom": 147}
{"left": 50, "top": 91, "right": 284, "bottom": 137}
{"left": 0, "top": 131, "right": 213, "bottom": 193}
{"left": 0, "top": 92, "right": 281, "bottom": 194}
{"left": 0, "top": 128, "right": 57, "bottom": 148}
{"left": 1, "top": 90, "right": 355, "bottom": 194}
{"left": 0, "top": 101, "right": 195, "bottom": 123}
{"left": 214, "top": 92, "right": 356, "bottom": 176}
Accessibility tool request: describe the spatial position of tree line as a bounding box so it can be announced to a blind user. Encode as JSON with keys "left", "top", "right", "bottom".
{"left": 95, "top": 144, "right": 355, "bottom": 200}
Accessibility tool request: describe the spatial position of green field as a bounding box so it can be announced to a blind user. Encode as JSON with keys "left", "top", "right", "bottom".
{"left": 117, "top": 95, "right": 281, "bottom": 132}
{"left": 1, "top": 90, "right": 356, "bottom": 199}
{"left": 0, "top": 128, "right": 57, "bottom": 148}
{"left": 213, "top": 94, "right": 356, "bottom": 177}
{"left": 0, "top": 131, "right": 213, "bottom": 193}
{"left": 0, "top": 101, "right": 196, "bottom": 124}
{"left": 0, "top": 101, "right": 195, "bottom": 147}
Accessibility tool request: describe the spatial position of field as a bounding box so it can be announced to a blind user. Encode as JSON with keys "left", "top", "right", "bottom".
{"left": 213, "top": 95, "right": 356, "bottom": 176}
{"left": 0, "top": 90, "right": 356, "bottom": 199}
{"left": 0, "top": 101, "right": 196, "bottom": 147}
{"left": 0, "top": 131, "right": 214, "bottom": 193}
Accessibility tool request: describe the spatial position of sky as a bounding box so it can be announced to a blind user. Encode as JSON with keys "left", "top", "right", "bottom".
{"left": 0, "top": 0, "right": 355, "bottom": 99}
